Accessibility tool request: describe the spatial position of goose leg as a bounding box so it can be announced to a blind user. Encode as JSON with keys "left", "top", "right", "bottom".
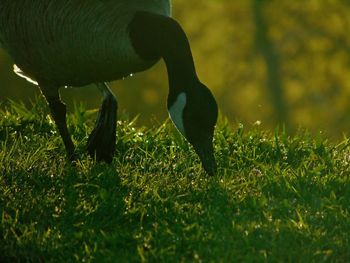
{"left": 40, "top": 84, "right": 76, "bottom": 161}
{"left": 87, "top": 82, "right": 117, "bottom": 163}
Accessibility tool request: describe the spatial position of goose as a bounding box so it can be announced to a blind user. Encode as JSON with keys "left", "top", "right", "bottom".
{"left": 0, "top": 0, "right": 218, "bottom": 175}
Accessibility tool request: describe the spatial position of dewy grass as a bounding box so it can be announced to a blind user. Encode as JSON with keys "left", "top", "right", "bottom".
{"left": 0, "top": 99, "right": 349, "bottom": 262}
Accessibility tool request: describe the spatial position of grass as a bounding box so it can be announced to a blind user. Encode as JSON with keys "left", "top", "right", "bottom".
{"left": 0, "top": 99, "right": 349, "bottom": 262}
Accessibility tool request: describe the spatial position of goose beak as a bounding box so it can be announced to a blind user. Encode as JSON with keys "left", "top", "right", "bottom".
{"left": 201, "top": 153, "right": 217, "bottom": 176}
{"left": 193, "top": 139, "right": 217, "bottom": 176}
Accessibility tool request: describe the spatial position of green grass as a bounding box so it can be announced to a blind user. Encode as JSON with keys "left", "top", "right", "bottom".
{"left": 0, "top": 99, "right": 349, "bottom": 262}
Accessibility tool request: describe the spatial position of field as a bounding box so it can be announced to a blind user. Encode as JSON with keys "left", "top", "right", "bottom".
{"left": 0, "top": 100, "right": 349, "bottom": 262}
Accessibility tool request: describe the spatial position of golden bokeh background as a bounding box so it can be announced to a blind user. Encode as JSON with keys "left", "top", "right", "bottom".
{"left": 1, "top": 1, "right": 350, "bottom": 139}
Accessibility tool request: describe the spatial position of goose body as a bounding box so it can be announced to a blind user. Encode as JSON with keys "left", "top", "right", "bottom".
{"left": 0, "top": 0, "right": 170, "bottom": 86}
{"left": 0, "top": 0, "right": 218, "bottom": 175}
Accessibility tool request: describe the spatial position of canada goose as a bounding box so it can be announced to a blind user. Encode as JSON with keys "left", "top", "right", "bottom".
{"left": 0, "top": 0, "right": 218, "bottom": 175}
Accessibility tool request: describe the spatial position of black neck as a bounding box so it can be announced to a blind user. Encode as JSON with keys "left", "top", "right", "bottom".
{"left": 129, "top": 11, "right": 198, "bottom": 97}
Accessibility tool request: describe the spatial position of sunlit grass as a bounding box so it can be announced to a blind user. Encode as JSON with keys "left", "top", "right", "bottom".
{"left": 0, "top": 99, "right": 349, "bottom": 262}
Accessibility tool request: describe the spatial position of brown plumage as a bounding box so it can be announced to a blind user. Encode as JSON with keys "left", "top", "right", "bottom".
{"left": 0, "top": 0, "right": 170, "bottom": 85}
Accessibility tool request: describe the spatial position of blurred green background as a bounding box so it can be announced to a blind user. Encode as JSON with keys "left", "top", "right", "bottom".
{"left": 1, "top": 0, "right": 350, "bottom": 139}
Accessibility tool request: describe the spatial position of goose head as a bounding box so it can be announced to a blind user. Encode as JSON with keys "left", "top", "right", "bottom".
{"left": 168, "top": 80, "right": 218, "bottom": 175}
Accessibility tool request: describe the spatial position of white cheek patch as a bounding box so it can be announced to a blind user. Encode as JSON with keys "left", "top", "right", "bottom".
{"left": 168, "top": 92, "right": 187, "bottom": 136}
